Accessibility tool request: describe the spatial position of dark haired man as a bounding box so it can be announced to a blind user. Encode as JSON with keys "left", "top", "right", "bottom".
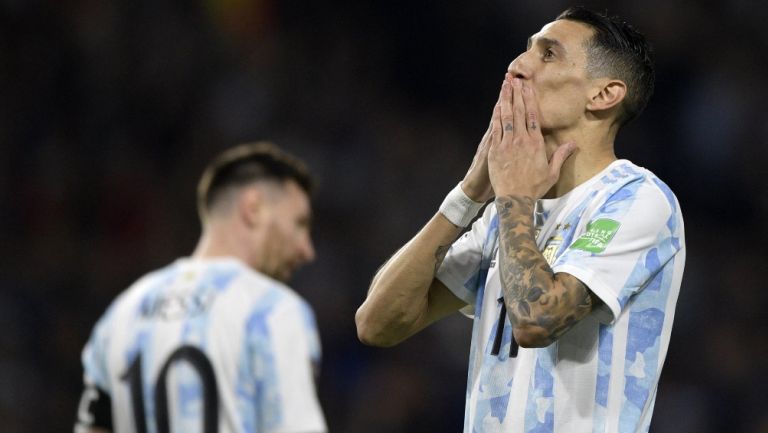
{"left": 356, "top": 7, "right": 685, "bottom": 432}
{"left": 76, "top": 142, "right": 326, "bottom": 433}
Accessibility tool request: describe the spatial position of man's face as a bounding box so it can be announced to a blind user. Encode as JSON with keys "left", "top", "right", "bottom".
{"left": 258, "top": 180, "right": 315, "bottom": 282}
{"left": 507, "top": 19, "right": 595, "bottom": 132}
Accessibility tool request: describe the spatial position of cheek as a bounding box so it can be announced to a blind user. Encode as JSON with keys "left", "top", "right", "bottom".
{"left": 273, "top": 222, "right": 297, "bottom": 255}
{"left": 536, "top": 85, "right": 585, "bottom": 126}
{"left": 263, "top": 220, "right": 287, "bottom": 256}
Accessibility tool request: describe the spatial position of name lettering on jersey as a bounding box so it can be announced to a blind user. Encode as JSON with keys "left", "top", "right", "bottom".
{"left": 141, "top": 291, "right": 217, "bottom": 320}
{"left": 569, "top": 218, "right": 621, "bottom": 253}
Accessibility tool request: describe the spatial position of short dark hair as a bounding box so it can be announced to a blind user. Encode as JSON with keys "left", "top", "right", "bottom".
{"left": 557, "top": 6, "right": 655, "bottom": 125}
{"left": 197, "top": 142, "right": 314, "bottom": 221}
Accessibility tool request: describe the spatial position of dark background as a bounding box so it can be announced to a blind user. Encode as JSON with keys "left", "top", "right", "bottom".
{"left": 1, "top": 0, "right": 767, "bottom": 431}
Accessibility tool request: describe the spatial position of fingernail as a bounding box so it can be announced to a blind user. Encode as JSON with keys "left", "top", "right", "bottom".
{"left": 513, "top": 78, "right": 521, "bottom": 87}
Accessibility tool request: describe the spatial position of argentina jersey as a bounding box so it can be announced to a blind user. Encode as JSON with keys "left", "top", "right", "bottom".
{"left": 436, "top": 159, "right": 685, "bottom": 433}
{"left": 79, "top": 257, "right": 327, "bottom": 433}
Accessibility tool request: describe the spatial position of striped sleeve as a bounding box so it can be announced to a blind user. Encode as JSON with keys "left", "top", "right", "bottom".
{"left": 250, "top": 295, "right": 327, "bottom": 433}
{"left": 436, "top": 205, "right": 493, "bottom": 307}
{"left": 552, "top": 178, "right": 683, "bottom": 323}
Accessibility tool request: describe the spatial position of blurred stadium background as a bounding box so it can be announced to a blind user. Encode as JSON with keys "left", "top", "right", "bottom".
{"left": 1, "top": 0, "right": 767, "bottom": 431}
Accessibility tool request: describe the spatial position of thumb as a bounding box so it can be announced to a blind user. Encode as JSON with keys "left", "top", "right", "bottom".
{"left": 549, "top": 142, "right": 577, "bottom": 176}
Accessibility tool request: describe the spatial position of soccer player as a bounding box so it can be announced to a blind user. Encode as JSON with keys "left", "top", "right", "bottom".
{"left": 75, "top": 143, "right": 326, "bottom": 433}
{"left": 356, "top": 7, "right": 685, "bottom": 432}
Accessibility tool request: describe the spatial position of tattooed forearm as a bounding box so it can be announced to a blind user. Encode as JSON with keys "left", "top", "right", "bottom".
{"left": 495, "top": 195, "right": 594, "bottom": 346}
{"left": 433, "top": 245, "right": 451, "bottom": 275}
{"left": 494, "top": 195, "right": 546, "bottom": 319}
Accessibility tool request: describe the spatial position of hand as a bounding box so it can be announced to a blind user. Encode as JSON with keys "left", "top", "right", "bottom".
{"left": 460, "top": 84, "right": 505, "bottom": 202}
{"left": 488, "top": 76, "right": 576, "bottom": 199}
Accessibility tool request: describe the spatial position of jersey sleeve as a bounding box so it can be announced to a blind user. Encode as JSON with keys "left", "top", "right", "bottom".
{"left": 81, "top": 307, "right": 116, "bottom": 393}
{"left": 551, "top": 180, "right": 684, "bottom": 323}
{"left": 257, "top": 297, "right": 327, "bottom": 433}
{"left": 436, "top": 205, "right": 493, "bottom": 307}
{"left": 76, "top": 307, "right": 117, "bottom": 432}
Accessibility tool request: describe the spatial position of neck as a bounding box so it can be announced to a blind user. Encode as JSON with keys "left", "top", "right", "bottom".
{"left": 192, "top": 219, "right": 259, "bottom": 268}
{"left": 542, "top": 124, "right": 618, "bottom": 198}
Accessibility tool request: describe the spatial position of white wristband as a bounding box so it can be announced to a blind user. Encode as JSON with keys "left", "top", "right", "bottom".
{"left": 439, "top": 182, "right": 485, "bottom": 227}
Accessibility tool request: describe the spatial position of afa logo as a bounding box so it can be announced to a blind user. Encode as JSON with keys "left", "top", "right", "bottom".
{"left": 540, "top": 222, "right": 572, "bottom": 265}
{"left": 542, "top": 235, "right": 563, "bottom": 266}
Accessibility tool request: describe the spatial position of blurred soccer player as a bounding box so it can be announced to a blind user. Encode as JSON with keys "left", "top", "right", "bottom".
{"left": 357, "top": 7, "right": 685, "bottom": 432}
{"left": 75, "top": 143, "right": 326, "bottom": 433}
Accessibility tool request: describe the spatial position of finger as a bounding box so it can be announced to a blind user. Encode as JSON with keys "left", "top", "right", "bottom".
{"left": 549, "top": 142, "right": 578, "bottom": 178}
{"left": 491, "top": 97, "right": 502, "bottom": 136}
{"left": 521, "top": 83, "right": 541, "bottom": 134}
{"left": 480, "top": 84, "right": 501, "bottom": 143}
{"left": 511, "top": 78, "right": 526, "bottom": 137}
{"left": 486, "top": 94, "right": 503, "bottom": 152}
{"left": 489, "top": 80, "right": 505, "bottom": 125}
{"left": 499, "top": 79, "right": 514, "bottom": 138}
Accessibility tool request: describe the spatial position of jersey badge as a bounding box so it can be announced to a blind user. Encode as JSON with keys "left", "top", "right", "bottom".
{"left": 542, "top": 235, "right": 563, "bottom": 265}
{"left": 569, "top": 218, "right": 621, "bottom": 253}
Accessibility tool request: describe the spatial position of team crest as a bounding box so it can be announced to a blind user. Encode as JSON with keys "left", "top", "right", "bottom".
{"left": 542, "top": 235, "right": 563, "bottom": 265}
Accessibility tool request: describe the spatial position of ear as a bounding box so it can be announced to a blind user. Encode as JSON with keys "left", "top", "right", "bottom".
{"left": 238, "top": 186, "right": 266, "bottom": 229}
{"left": 586, "top": 79, "right": 627, "bottom": 113}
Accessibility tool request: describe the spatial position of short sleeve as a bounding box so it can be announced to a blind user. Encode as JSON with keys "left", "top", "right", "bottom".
{"left": 436, "top": 205, "right": 494, "bottom": 307}
{"left": 259, "top": 298, "right": 327, "bottom": 433}
{"left": 76, "top": 309, "right": 117, "bottom": 433}
{"left": 552, "top": 180, "right": 684, "bottom": 323}
{"left": 81, "top": 308, "right": 116, "bottom": 393}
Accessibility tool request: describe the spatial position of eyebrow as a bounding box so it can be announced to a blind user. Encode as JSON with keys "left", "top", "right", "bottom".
{"left": 526, "top": 36, "right": 567, "bottom": 53}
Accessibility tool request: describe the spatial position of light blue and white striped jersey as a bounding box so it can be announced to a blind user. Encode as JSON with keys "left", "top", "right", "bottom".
{"left": 80, "top": 257, "right": 327, "bottom": 433}
{"left": 437, "top": 159, "right": 685, "bottom": 433}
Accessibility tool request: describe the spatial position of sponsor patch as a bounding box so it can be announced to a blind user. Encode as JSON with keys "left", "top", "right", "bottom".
{"left": 569, "top": 219, "right": 620, "bottom": 253}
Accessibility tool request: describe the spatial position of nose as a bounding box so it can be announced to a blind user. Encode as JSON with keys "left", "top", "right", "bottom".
{"left": 300, "top": 236, "right": 316, "bottom": 264}
{"left": 507, "top": 51, "right": 531, "bottom": 80}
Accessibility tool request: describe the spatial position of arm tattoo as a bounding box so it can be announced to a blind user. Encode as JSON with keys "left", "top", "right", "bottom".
{"left": 495, "top": 195, "right": 594, "bottom": 345}
{"left": 433, "top": 245, "right": 451, "bottom": 275}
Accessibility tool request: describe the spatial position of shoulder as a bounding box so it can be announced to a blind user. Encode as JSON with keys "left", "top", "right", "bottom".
{"left": 238, "top": 268, "right": 307, "bottom": 307}
{"left": 97, "top": 263, "right": 177, "bottom": 325}
{"left": 592, "top": 161, "right": 680, "bottom": 214}
{"left": 83, "top": 262, "right": 179, "bottom": 363}
{"left": 583, "top": 162, "right": 684, "bottom": 251}
{"left": 237, "top": 270, "right": 317, "bottom": 331}
{"left": 638, "top": 167, "right": 682, "bottom": 216}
